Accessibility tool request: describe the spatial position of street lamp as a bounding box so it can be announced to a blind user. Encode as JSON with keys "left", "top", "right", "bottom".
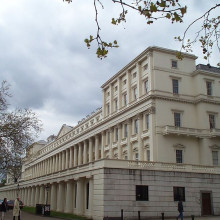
{"left": 17, "top": 183, "right": 20, "bottom": 197}
{"left": 45, "top": 184, "right": 50, "bottom": 205}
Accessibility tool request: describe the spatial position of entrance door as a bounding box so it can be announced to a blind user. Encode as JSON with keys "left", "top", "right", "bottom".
{"left": 201, "top": 192, "right": 212, "bottom": 215}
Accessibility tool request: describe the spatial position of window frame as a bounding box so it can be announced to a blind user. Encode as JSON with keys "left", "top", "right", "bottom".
{"left": 124, "top": 124, "right": 128, "bottom": 138}
{"left": 173, "top": 187, "right": 185, "bottom": 201}
{"left": 174, "top": 112, "right": 181, "bottom": 127}
{"left": 206, "top": 81, "right": 213, "bottom": 96}
{"left": 171, "top": 60, "right": 178, "bottom": 68}
{"left": 145, "top": 79, "right": 148, "bottom": 94}
{"left": 136, "top": 185, "right": 149, "bottom": 201}
{"left": 212, "top": 151, "right": 218, "bottom": 166}
{"left": 209, "top": 114, "right": 215, "bottom": 129}
{"left": 172, "top": 79, "right": 179, "bottom": 94}
{"left": 176, "top": 149, "right": 183, "bottom": 163}
{"left": 134, "top": 119, "right": 138, "bottom": 134}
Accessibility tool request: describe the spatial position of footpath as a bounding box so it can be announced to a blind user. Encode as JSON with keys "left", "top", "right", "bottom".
{"left": 3, "top": 210, "right": 220, "bottom": 220}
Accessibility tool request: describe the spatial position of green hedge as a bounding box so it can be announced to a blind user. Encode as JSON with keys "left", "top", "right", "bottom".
{"left": 22, "top": 206, "right": 87, "bottom": 220}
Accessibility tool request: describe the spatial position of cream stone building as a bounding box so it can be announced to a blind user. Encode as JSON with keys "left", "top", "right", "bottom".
{"left": 0, "top": 46, "right": 220, "bottom": 219}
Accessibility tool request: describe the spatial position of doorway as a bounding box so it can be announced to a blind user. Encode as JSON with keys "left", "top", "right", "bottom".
{"left": 201, "top": 192, "right": 213, "bottom": 216}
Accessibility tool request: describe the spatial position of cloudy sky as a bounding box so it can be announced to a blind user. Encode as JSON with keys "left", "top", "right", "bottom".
{"left": 0, "top": 0, "right": 219, "bottom": 141}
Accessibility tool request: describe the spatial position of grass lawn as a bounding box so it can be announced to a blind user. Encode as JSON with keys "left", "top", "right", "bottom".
{"left": 22, "top": 206, "right": 87, "bottom": 220}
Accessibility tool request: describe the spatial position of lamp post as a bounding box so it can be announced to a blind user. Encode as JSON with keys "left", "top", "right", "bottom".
{"left": 45, "top": 184, "right": 50, "bottom": 205}
{"left": 17, "top": 183, "right": 20, "bottom": 197}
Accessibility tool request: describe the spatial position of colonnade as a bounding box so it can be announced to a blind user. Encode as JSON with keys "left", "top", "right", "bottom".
{"left": 23, "top": 111, "right": 152, "bottom": 181}
{"left": 2, "top": 178, "right": 93, "bottom": 216}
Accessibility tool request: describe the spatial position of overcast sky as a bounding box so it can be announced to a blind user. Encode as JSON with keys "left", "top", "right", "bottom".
{"left": 0, "top": 0, "right": 219, "bottom": 141}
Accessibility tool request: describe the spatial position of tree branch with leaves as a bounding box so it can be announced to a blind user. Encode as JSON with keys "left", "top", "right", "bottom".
{"left": 63, "top": 0, "right": 219, "bottom": 65}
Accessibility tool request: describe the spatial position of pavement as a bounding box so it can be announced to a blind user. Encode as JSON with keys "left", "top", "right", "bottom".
{"left": 3, "top": 209, "right": 64, "bottom": 220}
{"left": 2, "top": 210, "right": 220, "bottom": 220}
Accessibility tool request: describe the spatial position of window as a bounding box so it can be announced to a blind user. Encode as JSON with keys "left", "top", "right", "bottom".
{"left": 86, "top": 182, "right": 89, "bottom": 209}
{"left": 174, "top": 112, "right": 181, "bottom": 127}
{"left": 124, "top": 124, "right": 128, "bottom": 137}
{"left": 209, "top": 114, "right": 215, "bottom": 129}
{"left": 172, "top": 60, "right": 178, "bottom": 68}
{"left": 114, "top": 99, "right": 118, "bottom": 111}
{"left": 134, "top": 87, "right": 137, "bottom": 100}
{"left": 107, "top": 91, "right": 110, "bottom": 96}
{"left": 123, "top": 79, "right": 127, "bottom": 85}
{"left": 107, "top": 131, "right": 110, "bottom": 144}
{"left": 146, "top": 114, "right": 149, "bottom": 129}
{"left": 124, "top": 155, "right": 128, "bottom": 160}
{"left": 173, "top": 187, "right": 185, "bottom": 201}
{"left": 106, "top": 103, "right": 110, "bottom": 115}
{"left": 136, "top": 185, "right": 149, "bottom": 201}
{"left": 135, "top": 153, "right": 139, "bottom": 160}
{"left": 115, "top": 127, "right": 118, "bottom": 141}
{"left": 147, "top": 150, "right": 150, "bottom": 161}
{"left": 212, "top": 151, "right": 218, "bottom": 166}
{"left": 176, "top": 149, "right": 183, "bottom": 163}
{"left": 134, "top": 119, "right": 138, "bottom": 134}
{"left": 124, "top": 93, "right": 127, "bottom": 106}
{"left": 115, "top": 86, "right": 118, "bottom": 91}
{"left": 145, "top": 80, "right": 148, "bottom": 93}
{"left": 206, "top": 81, "right": 212, "bottom": 96}
{"left": 172, "top": 79, "right": 179, "bottom": 94}
{"left": 74, "top": 184, "right": 77, "bottom": 208}
{"left": 133, "top": 72, "right": 137, "bottom": 78}
{"left": 143, "top": 64, "right": 148, "bottom": 71}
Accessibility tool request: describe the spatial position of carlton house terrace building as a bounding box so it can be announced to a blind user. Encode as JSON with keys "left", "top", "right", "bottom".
{"left": 1, "top": 46, "right": 220, "bottom": 220}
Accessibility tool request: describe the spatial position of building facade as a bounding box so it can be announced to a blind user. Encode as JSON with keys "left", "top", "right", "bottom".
{"left": 0, "top": 46, "right": 220, "bottom": 219}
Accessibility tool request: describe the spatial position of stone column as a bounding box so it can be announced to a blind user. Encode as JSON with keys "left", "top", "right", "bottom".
{"left": 59, "top": 152, "right": 62, "bottom": 171}
{"left": 127, "top": 70, "right": 131, "bottom": 104}
{"left": 69, "top": 147, "right": 73, "bottom": 168}
{"left": 39, "top": 185, "right": 45, "bottom": 204}
{"left": 127, "top": 119, "right": 132, "bottom": 160}
{"left": 74, "top": 146, "right": 78, "bottom": 167}
{"left": 118, "top": 77, "right": 122, "bottom": 109}
{"left": 55, "top": 154, "right": 59, "bottom": 172}
{"left": 65, "top": 149, "right": 69, "bottom": 169}
{"left": 101, "top": 131, "right": 106, "bottom": 158}
{"left": 57, "top": 182, "right": 65, "bottom": 212}
{"left": 89, "top": 138, "right": 93, "bottom": 162}
{"left": 76, "top": 179, "right": 84, "bottom": 215}
{"left": 83, "top": 141, "right": 88, "bottom": 164}
{"left": 95, "top": 135, "right": 99, "bottom": 160}
{"left": 118, "top": 124, "right": 122, "bottom": 159}
{"left": 109, "top": 129, "right": 113, "bottom": 159}
{"left": 62, "top": 151, "right": 65, "bottom": 170}
{"left": 65, "top": 181, "right": 73, "bottom": 213}
{"left": 137, "top": 62, "right": 142, "bottom": 99}
{"left": 50, "top": 183, "right": 57, "bottom": 210}
{"left": 78, "top": 143, "right": 82, "bottom": 165}
{"left": 138, "top": 114, "right": 144, "bottom": 161}
{"left": 88, "top": 178, "right": 94, "bottom": 216}
{"left": 35, "top": 186, "right": 40, "bottom": 205}
{"left": 31, "top": 186, "right": 36, "bottom": 206}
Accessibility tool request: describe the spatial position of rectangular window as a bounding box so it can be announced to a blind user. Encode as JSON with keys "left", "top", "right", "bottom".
{"left": 146, "top": 114, "right": 149, "bottom": 129}
{"left": 212, "top": 151, "right": 218, "bottom": 166}
{"left": 147, "top": 150, "right": 150, "bottom": 161}
{"left": 145, "top": 80, "right": 148, "bottom": 93}
{"left": 133, "top": 72, "right": 137, "bottom": 78}
{"left": 209, "top": 114, "right": 215, "bottom": 129}
{"left": 135, "top": 153, "right": 139, "bottom": 160}
{"left": 206, "top": 81, "right": 212, "bottom": 96}
{"left": 74, "top": 184, "right": 77, "bottom": 208}
{"left": 136, "top": 185, "right": 149, "bottom": 201}
{"left": 86, "top": 182, "right": 89, "bottom": 209}
{"left": 176, "top": 150, "right": 183, "bottom": 163}
{"left": 106, "top": 103, "right": 110, "bottom": 115}
{"left": 134, "top": 87, "right": 137, "bottom": 100}
{"left": 115, "top": 99, "right": 118, "bottom": 111}
{"left": 107, "top": 131, "right": 110, "bottom": 144}
{"left": 124, "top": 93, "right": 127, "bottom": 106}
{"left": 174, "top": 112, "right": 181, "bottom": 127}
{"left": 124, "top": 124, "right": 128, "bottom": 137}
{"left": 172, "top": 60, "right": 178, "bottom": 68}
{"left": 134, "top": 119, "right": 138, "bottom": 134}
{"left": 173, "top": 187, "right": 185, "bottom": 201}
{"left": 115, "top": 127, "right": 118, "bottom": 141}
{"left": 143, "top": 64, "right": 148, "bottom": 71}
{"left": 172, "top": 79, "right": 179, "bottom": 94}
